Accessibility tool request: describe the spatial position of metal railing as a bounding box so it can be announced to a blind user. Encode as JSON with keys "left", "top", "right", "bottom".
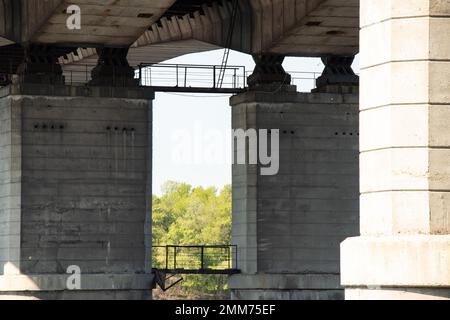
{"left": 287, "top": 71, "right": 322, "bottom": 92}
{"left": 152, "top": 245, "right": 239, "bottom": 275}
{"left": 2, "top": 62, "right": 325, "bottom": 93}
{"left": 138, "top": 63, "right": 246, "bottom": 93}
{"left": 63, "top": 64, "right": 95, "bottom": 85}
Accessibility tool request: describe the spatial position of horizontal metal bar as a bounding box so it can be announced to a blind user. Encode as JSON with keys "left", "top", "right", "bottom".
{"left": 153, "top": 268, "right": 241, "bottom": 275}
{"left": 153, "top": 245, "right": 237, "bottom": 249}
{"left": 140, "top": 63, "right": 244, "bottom": 70}
{"left": 146, "top": 86, "right": 244, "bottom": 94}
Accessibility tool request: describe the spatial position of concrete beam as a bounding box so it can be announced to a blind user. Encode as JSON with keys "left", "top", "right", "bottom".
{"left": 32, "top": 0, "right": 177, "bottom": 46}
{"left": 0, "top": 1, "right": 65, "bottom": 43}
{"left": 1, "top": 0, "right": 176, "bottom": 46}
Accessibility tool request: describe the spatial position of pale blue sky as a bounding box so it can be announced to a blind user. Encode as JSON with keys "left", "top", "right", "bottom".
{"left": 152, "top": 49, "right": 359, "bottom": 195}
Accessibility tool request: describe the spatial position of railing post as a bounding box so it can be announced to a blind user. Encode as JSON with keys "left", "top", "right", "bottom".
{"left": 200, "top": 246, "right": 204, "bottom": 270}
{"left": 139, "top": 64, "right": 142, "bottom": 86}
{"left": 174, "top": 246, "right": 177, "bottom": 270}
{"left": 149, "top": 67, "right": 152, "bottom": 86}
{"left": 235, "top": 245, "right": 238, "bottom": 270}
{"left": 213, "top": 66, "right": 216, "bottom": 88}
{"left": 165, "top": 246, "right": 169, "bottom": 270}
{"left": 176, "top": 64, "right": 179, "bottom": 87}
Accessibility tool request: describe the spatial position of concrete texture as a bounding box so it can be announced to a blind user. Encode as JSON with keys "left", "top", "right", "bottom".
{"left": 0, "top": 1, "right": 61, "bottom": 43}
{"left": 1, "top": 0, "right": 448, "bottom": 302}
{"left": 60, "top": 0, "right": 360, "bottom": 70}
{"left": 0, "top": 84, "right": 154, "bottom": 300}
{"left": 231, "top": 289, "right": 343, "bottom": 300}
{"left": 229, "top": 86, "right": 359, "bottom": 300}
{"left": 0, "top": 273, "right": 153, "bottom": 300}
{"left": 2, "top": 290, "right": 151, "bottom": 300}
{"left": 342, "top": 236, "right": 450, "bottom": 286}
{"left": 345, "top": 287, "right": 450, "bottom": 301}
{"left": 0, "top": 0, "right": 175, "bottom": 46}
{"left": 341, "top": 0, "right": 450, "bottom": 300}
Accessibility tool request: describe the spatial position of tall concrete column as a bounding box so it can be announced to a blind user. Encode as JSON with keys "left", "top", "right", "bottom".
{"left": 341, "top": 0, "right": 450, "bottom": 300}
{"left": 229, "top": 55, "right": 360, "bottom": 299}
{"left": 0, "top": 83, "right": 154, "bottom": 299}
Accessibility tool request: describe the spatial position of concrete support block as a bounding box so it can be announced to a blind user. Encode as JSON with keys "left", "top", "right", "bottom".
{"left": 230, "top": 274, "right": 343, "bottom": 300}
{"left": 0, "top": 274, "right": 153, "bottom": 300}
{"left": 342, "top": 0, "right": 450, "bottom": 300}
{"left": 345, "top": 288, "right": 450, "bottom": 300}
{"left": 0, "top": 84, "right": 154, "bottom": 300}
{"left": 341, "top": 236, "right": 450, "bottom": 299}
{"left": 230, "top": 89, "right": 359, "bottom": 300}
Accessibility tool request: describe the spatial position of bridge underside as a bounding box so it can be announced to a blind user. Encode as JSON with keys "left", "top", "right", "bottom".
{"left": 1, "top": 0, "right": 359, "bottom": 68}
{"left": 0, "top": 0, "right": 449, "bottom": 301}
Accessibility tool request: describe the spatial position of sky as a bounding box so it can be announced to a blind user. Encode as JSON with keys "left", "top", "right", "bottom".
{"left": 152, "top": 49, "right": 359, "bottom": 195}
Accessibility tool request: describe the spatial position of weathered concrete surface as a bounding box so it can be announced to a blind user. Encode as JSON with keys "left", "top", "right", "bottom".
{"left": 127, "top": 0, "right": 359, "bottom": 56}
{"left": 341, "top": 0, "right": 450, "bottom": 300}
{"left": 0, "top": 1, "right": 63, "bottom": 43}
{"left": 60, "top": 0, "right": 360, "bottom": 69}
{"left": 0, "top": 84, "right": 154, "bottom": 300}
{"left": 229, "top": 86, "right": 359, "bottom": 300}
{"left": 32, "top": 0, "right": 176, "bottom": 46}
{"left": 0, "top": 0, "right": 176, "bottom": 46}
{"left": 229, "top": 274, "right": 343, "bottom": 300}
{"left": 0, "top": 274, "right": 153, "bottom": 300}
{"left": 2, "top": 0, "right": 359, "bottom": 57}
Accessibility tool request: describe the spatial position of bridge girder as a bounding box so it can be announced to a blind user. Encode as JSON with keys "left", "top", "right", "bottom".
{"left": 59, "top": 0, "right": 359, "bottom": 70}
{"left": 1, "top": 0, "right": 360, "bottom": 73}
{"left": 0, "top": 0, "right": 177, "bottom": 47}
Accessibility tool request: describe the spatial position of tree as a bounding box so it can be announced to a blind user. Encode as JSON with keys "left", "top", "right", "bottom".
{"left": 152, "top": 182, "right": 232, "bottom": 297}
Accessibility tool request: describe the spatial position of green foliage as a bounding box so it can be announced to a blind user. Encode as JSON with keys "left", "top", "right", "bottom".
{"left": 152, "top": 181, "right": 232, "bottom": 295}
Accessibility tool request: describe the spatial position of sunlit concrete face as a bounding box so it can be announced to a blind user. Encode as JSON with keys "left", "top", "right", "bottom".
{"left": 0, "top": 85, "right": 154, "bottom": 300}
{"left": 341, "top": 0, "right": 450, "bottom": 300}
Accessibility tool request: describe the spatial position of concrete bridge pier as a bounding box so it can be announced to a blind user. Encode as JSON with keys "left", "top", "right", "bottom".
{"left": 0, "top": 49, "right": 154, "bottom": 299}
{"left": 229, "top": 55, "right": 360, "bottom": 300}
{"left": 341, "top": 0, "right": 450, "bottom": 300}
